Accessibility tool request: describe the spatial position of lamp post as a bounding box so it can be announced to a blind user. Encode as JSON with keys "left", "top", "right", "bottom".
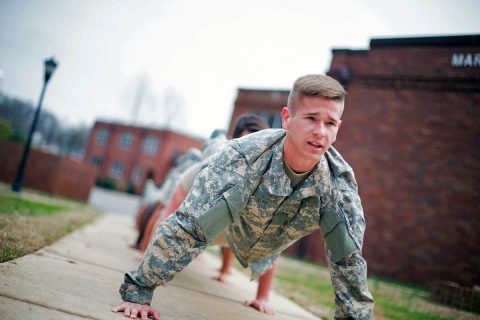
{"left": 11, "top": 57, "right": 58, "bottom": 192}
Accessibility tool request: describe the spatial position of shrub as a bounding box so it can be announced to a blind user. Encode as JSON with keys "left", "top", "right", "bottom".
{"left": 125, "top": 181, "right": 137, "bottom": 195}
{"left": 95, "top": 177, "right": 117, "bottom": 190}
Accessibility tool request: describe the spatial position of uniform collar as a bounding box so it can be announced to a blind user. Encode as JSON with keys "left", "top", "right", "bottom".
{"left": 236, "top": 129, "right": 286, "bottom": 165}
{"left": 263, "top": 138, "right": 293, "bottom": 196}
{"left": 291, "top": 154, "right": 332, "bottom": 200}
{"left": 324, "top": 146, "right": 352, "bottom": 178}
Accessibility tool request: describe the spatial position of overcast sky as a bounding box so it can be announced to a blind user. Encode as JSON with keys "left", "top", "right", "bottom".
{"left": 1, "top": 0, "right": 479, "bottom": 139}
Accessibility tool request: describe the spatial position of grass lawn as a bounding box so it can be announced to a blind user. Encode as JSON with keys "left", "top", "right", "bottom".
{"left": 273, "top": 256, "right": 480, "bottom": 320}
{"left": 208, "top": 245, "right": 479, "bottom": 320}
{"left": 0, "top": 184, "right": 100, "bottom": 262}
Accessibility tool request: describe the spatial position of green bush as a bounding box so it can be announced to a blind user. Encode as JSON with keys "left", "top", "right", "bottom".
{"left": 95, "top": 177, "right": 117, "bottom": 190}
{"left": 0, "top": 118, "right": 13, "bottom": 141}
{"left": 9, "top": 131, "right": 26, "bottom": 144}
{"left": 125, "top": 181, "right": 137, "bottom": 195}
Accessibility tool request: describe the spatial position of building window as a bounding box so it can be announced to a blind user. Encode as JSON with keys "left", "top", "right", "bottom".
{"left": 90, "top": 155, "right": 103, "bottom": 167}
{"left": 118, "top": 132, "right": 133, "bottom": 150}
{"left": 256, "top": 112, "right": 282, "bottom": 129}
{"left": 142, "top": 136, "right": 159, "bottom": 155}
{"left": 131, "top": 166, "right": 143, "bottom": 185}
{"left": 110, "top": 161, "right": 125, "bottom": 179}
{"left": 96, "top": 129, "right": 109, "bottom": 145}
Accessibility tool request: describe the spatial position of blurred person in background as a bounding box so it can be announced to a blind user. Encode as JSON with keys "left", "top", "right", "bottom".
{"left": 131, "top": 148, "right": 202, "bottom": 250}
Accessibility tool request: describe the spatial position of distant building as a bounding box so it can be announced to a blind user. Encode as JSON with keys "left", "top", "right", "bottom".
{"left": 227, "top": 88, "right": 289, "bottom": 135}
{"left": 285, "top": 34, "right": 480, "bottom": 287}
{"left": 84, "top": 120, "right": 204, "bottom": 194}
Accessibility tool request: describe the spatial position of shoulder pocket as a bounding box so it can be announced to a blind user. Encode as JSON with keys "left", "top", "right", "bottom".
{"left": 320, "top": 210, "right": 358, "bottom": 263}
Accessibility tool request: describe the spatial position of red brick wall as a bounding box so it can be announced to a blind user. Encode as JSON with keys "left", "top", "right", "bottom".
{"left": 293, "top": 38, "right": 480, "bottom": 286}
{"left": 227, "top": 89, "right": 289, "bottom": 135}
{"left": 0, "top": 141, "right": 96, "bottom": 202}
{"left": 337, "top": 87, "right": 480, "bottom": 286}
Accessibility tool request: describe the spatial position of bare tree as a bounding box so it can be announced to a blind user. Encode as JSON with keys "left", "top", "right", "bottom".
{"left": 0, "top": 92, "right": 90, "bottom": 155}
{"left": 158, "top": 86, "right": 184, "bottom": 129}
{"left": 129, "top": 74, "right": 152, "bottom": 124}
{"left": 122, "top": 74, "right": 185, "bottom": 129}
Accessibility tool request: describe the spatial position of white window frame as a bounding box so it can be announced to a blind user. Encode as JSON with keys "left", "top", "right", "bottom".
{"left": 110, "top": 161, "right": 125, "bottom": 179}
{"left": 96, "top": 129, "right": 109, "bottom": 146}
{"left": 142, "top": 136, "right": 159, "bottom": 155}
{"left": 90, "top": 155, "right": 103, "bottom": 167}
{"left": 118, "top": 132, "right": 134, "bottom": 150}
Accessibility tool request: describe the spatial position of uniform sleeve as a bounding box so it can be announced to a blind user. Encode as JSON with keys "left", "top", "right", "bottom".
{"left": 324, "top": 188, "right": 374, "bottom": 319}
{"left": 250, "top": 253, "right": 280, "bottom": 280}
{"left": 119, "top": 145, "right": 246, "bottom": 304}
{"left": 327, "top": 251, "right": 374, "bottom": 319}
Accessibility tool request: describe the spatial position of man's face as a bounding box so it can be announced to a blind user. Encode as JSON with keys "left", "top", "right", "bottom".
{"left": 281, "top": 96, "right": 343, "bottom": 172}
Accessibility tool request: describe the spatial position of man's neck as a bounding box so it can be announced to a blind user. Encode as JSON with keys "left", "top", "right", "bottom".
{"left": 283, "top": 158, "right": 313, "bottom": 188}
{"left": 283, "top": 140, "right": 319, "bottom": 173}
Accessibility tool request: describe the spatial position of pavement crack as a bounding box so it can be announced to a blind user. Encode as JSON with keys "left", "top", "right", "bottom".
{"left": 40, "top": 248, "right": 126, "bottom": 273}
{"left": 0, "top": 293, "right": 101, "bottom": 319}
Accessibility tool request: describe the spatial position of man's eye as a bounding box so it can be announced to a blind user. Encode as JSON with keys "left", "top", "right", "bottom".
{"left": 306, "top": 117, "right": 315, "bottom": 121}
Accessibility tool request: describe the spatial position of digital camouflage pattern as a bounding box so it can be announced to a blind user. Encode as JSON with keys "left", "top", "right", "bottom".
{"left": 156, "top": 148, "right": 202, "bottom": 205}
{"left": 120, "top": 129, "right": 374, "bottom": 319}
{"left": 180, "top": 135, "right": 228, "bottom": 198}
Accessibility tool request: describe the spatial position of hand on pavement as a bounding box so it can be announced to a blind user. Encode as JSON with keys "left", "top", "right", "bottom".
{"left": 244, "top": 298, "right": 275, "bottom": 315}
{"left": 212, "top": 272, "right": 231, "bottom": 284}
{"left": 112, "top": 301, "right": 160, "bottom": 320}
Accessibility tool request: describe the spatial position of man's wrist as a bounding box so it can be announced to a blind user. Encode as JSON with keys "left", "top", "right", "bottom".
{"left": 120, "top": 282, "right": 154, "bottom": 304}
{"left": 119, "top": 273, "right": 155, "bottom": 305}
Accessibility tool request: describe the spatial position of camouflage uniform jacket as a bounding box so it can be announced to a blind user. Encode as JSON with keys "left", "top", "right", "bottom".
{"left": 120, "top": 129, "right": 374, "bottom": 319}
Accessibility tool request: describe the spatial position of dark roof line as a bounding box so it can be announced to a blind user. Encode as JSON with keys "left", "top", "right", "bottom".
{"left": 93, "top": 119, "right": 204, "bottom": 141}
{"left": 332, "top": 34, "right": 480, "bottom": 53}
{"left": 331, "top": 49, "right": 369, "bottom": 54}
{"left": 370, "top": 34, "right": 480, "bottom": 48}
{"left": 238, "top": 88, "right": 289, "bottom": 93}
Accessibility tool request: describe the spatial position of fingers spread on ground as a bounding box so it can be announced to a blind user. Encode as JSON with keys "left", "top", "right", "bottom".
{"left": 130, "top": 309, "right": 138, "bottom": 319}
{"left": 150, "top": 309, "right": 161, "bottom": 320}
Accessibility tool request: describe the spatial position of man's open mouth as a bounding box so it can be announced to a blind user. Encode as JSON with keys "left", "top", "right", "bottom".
{"left": 308, "top": 141, "right": 323, "bottom": 149}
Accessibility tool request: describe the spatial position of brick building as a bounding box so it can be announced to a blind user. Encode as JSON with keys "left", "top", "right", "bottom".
{"left": 286, "top": 35, "right": 480, "bottom": 286}
{"left": 84, "top": 121, "right": 203, "bottom": 193}
{"left": 229, "top": 35, "right": 480, "bottom": 287}
{"left": 227, "top": 88, "right": 288, "bottom": 135}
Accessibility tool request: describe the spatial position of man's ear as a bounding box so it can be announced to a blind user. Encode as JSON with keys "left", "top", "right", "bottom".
{"left": 332, "top": 120, "right": 342, "bottom": 143}
{"left": 281, "top": 107, "right": 290, "bottom": 130}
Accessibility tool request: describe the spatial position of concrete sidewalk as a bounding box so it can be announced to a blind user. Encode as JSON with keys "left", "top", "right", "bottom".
{"left": 0, "top": 213, "right": 319, "bottom": 320}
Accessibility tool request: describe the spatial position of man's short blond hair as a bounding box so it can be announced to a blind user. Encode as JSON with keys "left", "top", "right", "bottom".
{"left": 287, "top": 74, "right": 346, "bottom": 113}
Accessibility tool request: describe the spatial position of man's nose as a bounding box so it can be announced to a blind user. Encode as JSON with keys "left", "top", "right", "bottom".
{"left": 313, "top": 123, "right": 326, "bottom": 136}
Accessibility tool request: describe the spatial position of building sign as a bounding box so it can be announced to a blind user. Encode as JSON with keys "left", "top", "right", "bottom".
{"left": 451, "top": 53, "right": 480, "bottom": 67}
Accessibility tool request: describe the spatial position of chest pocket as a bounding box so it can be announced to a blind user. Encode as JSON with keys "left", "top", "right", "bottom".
{"left": 264, "top": 197, "right": 320, "bottom": 251}
{"left": 319, "top": 194, "right": 359, "bottom": 263}
{"left": 243, "top": 184, "right": 284, "bottom": 231}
